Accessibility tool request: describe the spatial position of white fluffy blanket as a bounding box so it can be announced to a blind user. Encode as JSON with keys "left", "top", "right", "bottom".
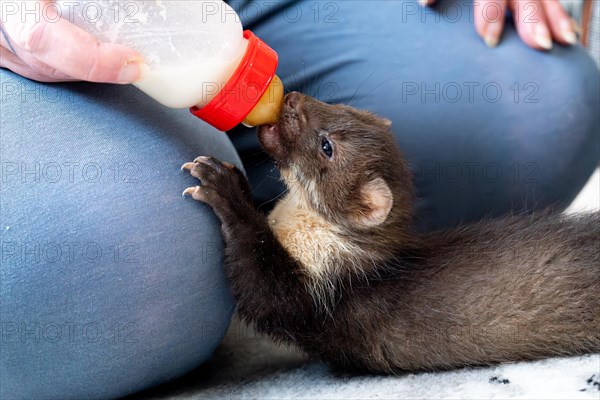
{"left": 135, "top": 319, "right": 599, "bottom": 400}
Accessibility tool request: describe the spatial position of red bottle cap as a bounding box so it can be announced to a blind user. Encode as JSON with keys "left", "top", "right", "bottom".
{"left": 190, "top": 30, "right": 278, "bottom": 131}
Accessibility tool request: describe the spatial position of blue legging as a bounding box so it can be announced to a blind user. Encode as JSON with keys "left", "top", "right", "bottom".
{"left": 1, "top": 1, "right": 598, "bottom": 399}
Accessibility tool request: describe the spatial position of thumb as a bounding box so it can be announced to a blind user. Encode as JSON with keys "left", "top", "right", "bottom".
{"left": 3, "top": 3, "right": 145, "bottom": 83}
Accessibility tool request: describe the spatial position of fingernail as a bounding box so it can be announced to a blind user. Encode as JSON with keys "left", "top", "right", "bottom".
{"left": 560, "top": 19, "right": 577, "bottom": 45}
{"left": 483, "top": 21, "right": 502, "bottom": 48}
{"left": 563, "top": 30, "right": 577, "bottom": 45}
{"left": 534, "top": 25, "right": 552, "bottom": 50}
{"left": 118, "top": 59, "right": 144, "bottom": 84}
{"left": 419, "top": 0, "right": 429, "bottom": 6}
{"left": 570, "top": 18, "right": 581, "bottom": 36}
{"left": 484, "top": 34, "right": 498, "bottom": 48}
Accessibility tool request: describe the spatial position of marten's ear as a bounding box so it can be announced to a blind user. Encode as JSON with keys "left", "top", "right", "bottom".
{"left": 354, "top": 177, "right": 393, "bottom": 227}
{"left": 381, "top": 118, "right": 392, "bottom": 128}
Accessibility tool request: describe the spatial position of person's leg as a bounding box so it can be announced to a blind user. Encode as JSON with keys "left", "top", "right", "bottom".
{"left": 0, "top": 69, "right": 239, "bottom": 399}
{"left": 228, "top": 0, "right": 600, "bottom": 230}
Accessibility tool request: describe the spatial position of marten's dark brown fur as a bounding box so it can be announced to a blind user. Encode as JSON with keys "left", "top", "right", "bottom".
{"left": 182, "top": 92, "right": 599, "bottom": 373}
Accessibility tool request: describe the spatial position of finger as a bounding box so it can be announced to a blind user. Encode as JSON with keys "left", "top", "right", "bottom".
{"left": 2, "top": 21, "right": 76, "bottom": 81}
{"left": 509, "top": 0, "right": 553, "bottom": 50}
{"left": 0, "top": 47, "right": 74, "bottom": 82}
{"left": 542, "top": 0, "right": 577, "bottom": 45}
{"left": 419, "top": 0, "right": 435, "bottom": 5}
{"left": 3, "top": 5, "right": 145, "bottom": 83}
{"left": 0, "top": 25, "right": 16, "bottom": 54}
{"left": 474, "top": 0, "right": 507, "bottom": 47}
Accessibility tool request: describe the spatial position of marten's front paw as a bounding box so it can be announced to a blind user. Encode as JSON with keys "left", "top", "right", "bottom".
{"left": 181, "top": 156, "right": 252, "bottom": 216}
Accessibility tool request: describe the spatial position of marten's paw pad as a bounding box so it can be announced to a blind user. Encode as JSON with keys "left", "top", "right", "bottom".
{"left": 181, "top": 156, "right": 250, "bottom": 207}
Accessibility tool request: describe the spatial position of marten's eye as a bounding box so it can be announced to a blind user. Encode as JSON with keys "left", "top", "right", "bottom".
{"left": 321, "top": 138, "right": 333, "bottom": 159}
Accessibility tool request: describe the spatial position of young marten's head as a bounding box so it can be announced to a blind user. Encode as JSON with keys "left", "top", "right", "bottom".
{"left": 258, "top": 92, "right": 414, "bottom": 247}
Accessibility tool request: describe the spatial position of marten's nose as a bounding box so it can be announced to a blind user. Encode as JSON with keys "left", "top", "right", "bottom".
{"left": 284, "top": 92, "right": 302, "bottom": 111}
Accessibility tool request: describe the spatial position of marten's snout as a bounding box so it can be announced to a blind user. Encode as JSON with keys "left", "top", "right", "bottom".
{"left": 257, "top": 93, "right": 304, "bottom": 162}
{"left": 274, "top": 92, "right": 305, "bottom": 139}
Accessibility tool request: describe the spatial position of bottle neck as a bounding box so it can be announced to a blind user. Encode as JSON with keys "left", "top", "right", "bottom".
{"left": 190, "top": 30, "right": 279, "bottom": 132}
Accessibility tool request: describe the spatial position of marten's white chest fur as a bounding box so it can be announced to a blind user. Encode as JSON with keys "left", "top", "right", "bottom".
{"left": 268, "top": 191, "right": 364, "bottom": 282}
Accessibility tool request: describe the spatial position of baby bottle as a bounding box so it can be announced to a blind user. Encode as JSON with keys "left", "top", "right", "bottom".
{"left": 56, "top": 0, "right": 284, "bottom": 131}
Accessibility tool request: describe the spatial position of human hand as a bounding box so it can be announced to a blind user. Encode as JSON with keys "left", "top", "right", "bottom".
{"left": 421, "top": 0, "right": 577, "bottom": 50}
{"left": 0, "top": 0, "right": 145, "bottom": 83}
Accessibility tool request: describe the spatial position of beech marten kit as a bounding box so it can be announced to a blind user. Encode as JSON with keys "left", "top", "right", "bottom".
{"left": 182, "top": 92, "right": 599, "bottom": 373}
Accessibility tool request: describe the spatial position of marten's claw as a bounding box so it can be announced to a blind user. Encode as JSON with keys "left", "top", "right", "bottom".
{"left": 182, "top": 186, "right": 199, "bottom": 197}
{"left": 182, "top": 185, "right": 214, "bottom": 202}
{"left": 181, "top": 157, "right": 232, "bottom": 173}
{"left": 181, "top": 162, "right": 196, "bottom": 171}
